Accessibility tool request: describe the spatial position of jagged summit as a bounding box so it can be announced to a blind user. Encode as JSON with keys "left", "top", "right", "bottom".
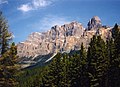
{"left": 17, "top": 17, "right": 111, "bottom": 57}
{"left": 93, "top": 16, "right": 101, "bottom": 21}
{"left": 17, "top": 16, "right": 113, "bottom": 68}
{"left": 17, "top": 21, "right": 84, "bottom": 57}
{"left": 87, "top": 16, "right": 102, "bottom": 30}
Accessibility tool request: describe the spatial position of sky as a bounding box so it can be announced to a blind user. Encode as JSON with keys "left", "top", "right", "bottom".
{"left": 0, "top": 0, "right": 120, "bottom": 43}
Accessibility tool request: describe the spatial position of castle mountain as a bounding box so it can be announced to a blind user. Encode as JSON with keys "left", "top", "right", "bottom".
{"left": 17, "top": 16, "right": 112, "bottom": 68}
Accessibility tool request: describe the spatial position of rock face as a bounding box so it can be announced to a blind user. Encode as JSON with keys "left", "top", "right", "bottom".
{"left": 17, "top": 16, "right": 112, "bottom": 59}
{"left": 87, "top": 16, "right": 102, "bottom": 30}
{"left": 17, "top": 21, "right": 85, "bottom": 57}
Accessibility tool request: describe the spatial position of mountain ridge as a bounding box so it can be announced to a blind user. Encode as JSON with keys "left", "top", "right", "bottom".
{"left": 17, "top": 16, "right": 113, "bottom": 68}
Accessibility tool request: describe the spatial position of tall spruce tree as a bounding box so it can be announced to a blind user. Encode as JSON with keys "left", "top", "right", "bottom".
{"left": 109, "top": 23, "right": 120, "bottom": 87}
{"left": 79, "top": 43, "right": 88, "bottom": 87}
{"left": 60, "top": 54, "right": 71, "bottom": 87}
{"left": 42, "top": 53, "right": 63, "bottom": 87}
{"left": 0, "top": 12, "right": 11, "bottom": 55}
{"left": 113, "top": 24, "right": 120, "bottom": 67}
{"left": 68, "top": 53, "right": 81, "bottom": 87}
{"left": 106, "top": 38, "right": 115, "bottom": 87}
{"left": 0, "top": 12, "right": 19, "bottom": 87}
{"left": 87, "top": 35, "right": 109, "bottom": 87}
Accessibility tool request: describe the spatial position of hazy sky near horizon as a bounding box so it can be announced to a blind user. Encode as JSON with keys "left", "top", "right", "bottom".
{"left": 0, "top": 0, "right": 120, "bottom": 43}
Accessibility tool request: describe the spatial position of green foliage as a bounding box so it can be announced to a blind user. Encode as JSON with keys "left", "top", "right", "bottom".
{"left": 79, "top": 43, "right": 88, "bottom": 87}
{"left": 108, "top": 23, "right": 120, "bottom": 87}
{"left": 42, "top": 53, "right": 71, "bottom": 87}
{"left": 17, "top": 66, "right": 46, "bottom": 87}
{"left": 113, "top": 24, "right": 120, "bottom": 66}
{"left": 0, "top": 12, "right": 12, "bottom": 55}
{"left": 0, "top": 11, "right": 19, "bottom": 87}
{"left": 17, "top": 49, "right": 87, "bottom": 87}
{"left": 87, "top": 35, "right": 109, "bottom": 87}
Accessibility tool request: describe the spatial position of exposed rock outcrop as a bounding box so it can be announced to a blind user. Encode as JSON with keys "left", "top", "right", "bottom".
{"left": 17, "top": 16, "right": 112, "bottom": 61}
{"left": 17, "top": 21, "right": 85, "bottom": 57}
{"left": 87, "top": 16, "right": 102, "bottom": 30}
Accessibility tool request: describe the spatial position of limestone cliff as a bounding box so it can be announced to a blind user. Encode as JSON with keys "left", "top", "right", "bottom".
{"left": 17, "top": 16, "right": 112, "bottom": 66}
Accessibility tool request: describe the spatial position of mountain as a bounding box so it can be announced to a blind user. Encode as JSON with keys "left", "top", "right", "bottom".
{"left": 17, "top": 16, "right": 112, "bottom": 68}
{"left": 87, "top": 16, "right": 102, "bottom": 30}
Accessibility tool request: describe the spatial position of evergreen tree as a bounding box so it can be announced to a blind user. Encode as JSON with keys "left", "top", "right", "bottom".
{"left": 113, "top": 24, "right": 120, "bottom": 67}
{"left": 42, "top": 53, "right": 63, "bottom": 87}
{"left": 0, "top": 12, "right": 11, "bottom": 55}
{"left": 107, "top": 39, "right": 115, "bottom": 67}
{"left": 68, "top": 53, "right": 81, "bottom": 87}
{"left": 106, "top": 38, "right": 115, "bottom": 87}
{"left": 108, "top": 23, "right": 120, "bottom": 87}
{"left": 70, "top": 43, "right": 87, "bottom": 87}
{"left": 87, "top": 35, "right": 108, "bottom": 87}
{"left": 0, "top": 12, "right": 19, "bottom": 87}
{"left": 79, "top": 43, "right": 88, "bottom": 87}
{"left": 60, "top": 54, "right": 71, "bottom": 87}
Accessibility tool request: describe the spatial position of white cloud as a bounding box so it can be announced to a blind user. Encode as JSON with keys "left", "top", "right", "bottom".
{"left": 18, "top": 4, "right": 33, "bottom": 12}
{"left": 18, "top": 0, "right": 54, "bottom": 12}
{"left": 0, "top": 0, "right": 8, "bottom": 4}
{"left": 33, "top": 0, "right": 52, "bottom": 8}
{"left": 30, "top": 15, "right": 70, "bottom": 32}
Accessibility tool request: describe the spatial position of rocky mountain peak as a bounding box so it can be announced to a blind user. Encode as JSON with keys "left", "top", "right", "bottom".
{"left": 17, "top": 17, "right": 113, "bottom": 67}
{"left": 17, "top": 16, "right": 114, "bottom": 68}
{"left": 87, "top": 16, "right": 102, "bottom": 30}
{"left": 93, "top": 16, "right": 101, "bottom": 21}
{"left": 17, "top": 22, "right": 85, "bottom": 57}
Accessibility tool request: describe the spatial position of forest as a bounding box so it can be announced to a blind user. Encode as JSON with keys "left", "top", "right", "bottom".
{"left": 0, "top": 12, "right": 120, "bottom": 87}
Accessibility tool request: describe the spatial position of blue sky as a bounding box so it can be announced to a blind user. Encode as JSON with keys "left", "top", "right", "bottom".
{"left": 0, "top": 0, "right": 120, "bottom": 43}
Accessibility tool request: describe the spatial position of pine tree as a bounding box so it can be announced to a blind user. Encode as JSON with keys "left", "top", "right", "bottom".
{"left": 79, "top": 43, "right": 88, "bottom": 87}
{"left": 0, "top": 12, "right": 19, "bottom": 87}
{"left": 87, "top": 35, "right": 109, "bottom": 87}
{"left": 105, "top": 38, "right": 115, "bottom": 87}
{"left": 0, "top": 12, "right": 11, "bottom": 55}
{"left": 42, "top": 53, "right": 63, "bottom": 87}
{"left": 113, "top": 24, "right": 120, "bottom": 67}
{"left": 107, "top": 39, "right": 115, "bottom": 67}
{"left": 108, "top": 23, "right": 120, "bottom": 87}
{"left": 87, "top": 35, "right": 98, "bottom": 87}
{"left": 60, "top": 53, "right": 71, "bottom": 87}
{"left": 68, "top": 53, "right": 81, "bottom": 87}
{"left": 70, "top": 43, "right": 87, "bottom": 87}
